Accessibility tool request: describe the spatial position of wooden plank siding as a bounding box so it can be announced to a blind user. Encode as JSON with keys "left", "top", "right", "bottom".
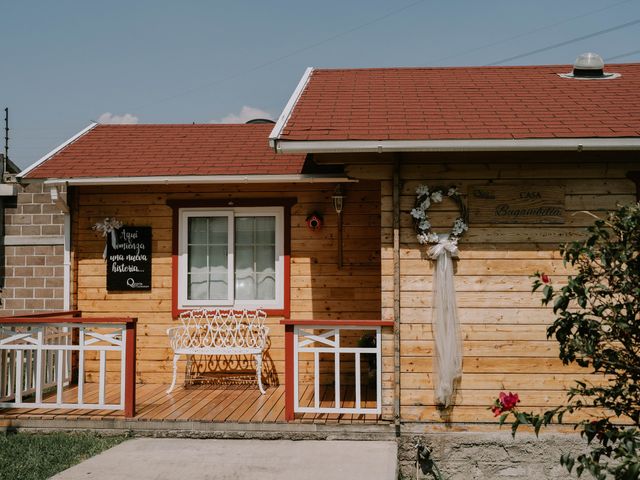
{"left": 341, "top": 152, "right": 637, "bottom": 425}
{"left": 71, "top": 182, "right": 388, "bottom": 415}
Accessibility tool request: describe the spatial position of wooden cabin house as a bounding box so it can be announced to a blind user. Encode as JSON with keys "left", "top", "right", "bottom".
{"left": 1, "top": 60, "right": 639, "bottom": 477}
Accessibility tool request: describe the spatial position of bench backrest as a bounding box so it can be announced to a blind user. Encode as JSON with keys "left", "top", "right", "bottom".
{"left": 170, "top": 309, "right": 268, "bottom": 351}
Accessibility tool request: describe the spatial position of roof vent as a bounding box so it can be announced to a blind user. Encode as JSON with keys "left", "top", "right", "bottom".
{"left": 245, "top": 118, "right": 275, "bottom": 124}
{"left": 558, "top": 53, "right": 621, "bottom": 80}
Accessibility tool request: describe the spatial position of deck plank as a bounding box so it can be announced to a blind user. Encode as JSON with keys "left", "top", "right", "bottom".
{"left": 174, "top": 387, "right": 226, "bottom": 421}
{"left": 260, "top": 386, "right": 286, "bottom": 423}
{"left": 249, "top": 385, "right": 284, "bottom": 423}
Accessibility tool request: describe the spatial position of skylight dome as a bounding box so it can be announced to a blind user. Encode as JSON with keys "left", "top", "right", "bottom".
{"left": 558, "top": 53, "right": 621, "bottom": 80}
{"left": 573, "top": 52, "right": 605, "bottom": 77}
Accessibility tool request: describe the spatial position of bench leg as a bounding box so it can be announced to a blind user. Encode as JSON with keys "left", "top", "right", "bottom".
{"left": 166, "top": 354, "right": 180, "bottom": 393}
{"left": 255, "top": 353, "right": 266, "bottom": 394}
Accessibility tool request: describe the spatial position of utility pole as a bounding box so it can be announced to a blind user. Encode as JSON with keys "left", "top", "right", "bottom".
{"left": 3, "top": 108, "right": 8, "bottom": 180}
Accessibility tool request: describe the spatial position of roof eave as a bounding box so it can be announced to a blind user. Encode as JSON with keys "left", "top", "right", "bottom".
{"left": 38, "top": 173, "right": 357, "bottom": 187}
{"left": 274, "top": 137, "right": 640, "bottom": 154}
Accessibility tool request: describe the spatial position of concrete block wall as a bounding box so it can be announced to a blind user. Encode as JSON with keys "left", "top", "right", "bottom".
{"left": 0, "top": 182, "right": 66, "bottom": 315}
{"left": 398, "top": 432, "right": 586, "bottom": 479}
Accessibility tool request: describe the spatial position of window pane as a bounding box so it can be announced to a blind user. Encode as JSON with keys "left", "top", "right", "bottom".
{"left": 187, "top": 216, "right": 228, "bottom": 300}
{"left": 234, "top": 216, "right": 276, "bottom": 301}
{"left": 255, "top": 217, "right": 275, "bottom": 244}
{"left": 256, "top": 274, "right": 275, "bottom": 300}
{"left": 189, "top": 217, "right": 208, "bottom": 244}
{"left": 255, "top": 245, "right": 275, "bottom": 274}
{"left": 235, "top": 217, "right": 254, "bottom": 245}
{"left": 236, "top": 275, "right": 255, "bottom": 300}
{"left": 188, "top": 245, "right": 208, "bottom": 273}
{"left": 188, "top": 274, "right": 209, "bottom": 300}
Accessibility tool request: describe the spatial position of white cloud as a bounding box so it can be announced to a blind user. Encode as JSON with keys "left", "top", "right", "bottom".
{"left": 214, "top": 106, "right": 274, "bottom": 124}
{"left": 97, "top": 112, "right": 139, "bottom": 124}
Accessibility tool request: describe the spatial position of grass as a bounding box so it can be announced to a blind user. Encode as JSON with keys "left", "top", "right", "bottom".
{"left": 0, "top": 431, "right": 128, "bottom": 480}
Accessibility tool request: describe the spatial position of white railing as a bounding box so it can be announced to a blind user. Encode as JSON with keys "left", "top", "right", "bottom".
{"left": 0, "top": 312, "right": 137, "bottom": 415}
{"left": 293, "top": 324, "right": 382, "bottom": 415}
{"left": 0, "top": 325, "right": 72, "bottom": 403}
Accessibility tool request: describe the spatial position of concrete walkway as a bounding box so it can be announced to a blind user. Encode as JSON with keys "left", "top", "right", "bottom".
{"left": 52, "top": 438, "right": 398, "bottom": 480}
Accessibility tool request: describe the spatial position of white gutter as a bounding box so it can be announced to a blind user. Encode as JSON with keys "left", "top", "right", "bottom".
{"left": 269, "top": 67, "right": 314, "bottom": 149}
{"left": 63, "top": 212, "right": 71, "bottom": 311}
{"left": 42, "top": 174, "right": 357, "bottom": 187}
{"left": 19, "top": 123, "right": 98, "bottom": 178}
{"left": 273, "top": 137, "right": 640, "bottom": 154}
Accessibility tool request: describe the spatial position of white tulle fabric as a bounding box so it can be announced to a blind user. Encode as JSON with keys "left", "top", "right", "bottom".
{"left": 428, "top": 235, "right": 462, "bottom": 407}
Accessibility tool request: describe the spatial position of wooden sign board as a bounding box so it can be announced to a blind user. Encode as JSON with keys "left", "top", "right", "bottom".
{"left": 469, "top": 185, "right": 565, "bottom": 224}
{"left": 107, "top": 226, "right": 152, "bottom": 291}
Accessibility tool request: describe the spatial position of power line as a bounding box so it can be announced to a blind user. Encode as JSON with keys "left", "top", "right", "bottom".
{"left": 606, "top": 49, "right": 640, "bottom": 61}
{"left": 133, "top": 0, "right": 426, "bottom": 112}
{"left": 431, "top": 0, "right": 633, "bottom": 64}
{"left": 487, "top": 18, "right": 640, "bottom": 65}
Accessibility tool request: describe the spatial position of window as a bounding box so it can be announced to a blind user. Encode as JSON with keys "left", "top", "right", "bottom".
{"left": 178, "top": 207, "right": 284, "bottom": 310}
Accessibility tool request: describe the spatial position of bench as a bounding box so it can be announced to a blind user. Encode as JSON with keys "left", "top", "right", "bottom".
{"left": 166, "top": 309, "right": 269, "bottom": 394}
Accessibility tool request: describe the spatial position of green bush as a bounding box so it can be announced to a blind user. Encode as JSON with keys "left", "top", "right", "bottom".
{"left": 493, "top": 203, "right": 640, "bottom": 479}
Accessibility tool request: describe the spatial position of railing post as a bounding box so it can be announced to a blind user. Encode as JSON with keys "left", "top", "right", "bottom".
{"left": 284, "top": 324, "right": 294, "bottom": 421}
{"left": 124, "top": 319, "right": 137, "bottom": 418}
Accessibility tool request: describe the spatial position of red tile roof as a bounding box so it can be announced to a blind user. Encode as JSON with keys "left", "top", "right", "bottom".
{"left": 276, "top": 64, "right": 640, "bottom": 142}
{"left": 24, "top": 124, "right": 306, "bottom": 179}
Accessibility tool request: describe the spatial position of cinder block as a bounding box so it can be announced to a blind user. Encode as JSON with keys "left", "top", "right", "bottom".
{"left": 25, "top": 277, "right": 45, "bottom": 288}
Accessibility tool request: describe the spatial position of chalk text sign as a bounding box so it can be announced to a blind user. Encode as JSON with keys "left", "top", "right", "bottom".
{"left": 469, "top": 185, "right": 565, "bottom": 224}
{"left": 107, "top": 226, "right": 152, "bottom": 291}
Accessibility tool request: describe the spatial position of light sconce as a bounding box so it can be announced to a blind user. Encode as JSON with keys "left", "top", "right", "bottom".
{"left": 332, "top": 185, "right": 345, "bottom": 214}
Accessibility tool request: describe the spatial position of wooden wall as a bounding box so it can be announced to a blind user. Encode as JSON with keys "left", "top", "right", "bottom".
{"left": 342, "top": 151, "right": 637, "bottom": 426}
{"left": 72, "top": 182, "right": 382, "bottom": 391}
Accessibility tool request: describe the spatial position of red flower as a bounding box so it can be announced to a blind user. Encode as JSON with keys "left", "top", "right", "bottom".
{"left": 491, "top": 391, "right": 521, "bottom": 416}
{"left": 499, "top": 391, "right": 520, "bottom": 411}
{"left": 540, "top": 273, "right": 551, "bottom": 284}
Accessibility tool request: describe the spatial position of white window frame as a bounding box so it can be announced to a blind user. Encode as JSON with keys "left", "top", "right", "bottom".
{"left": 178, "top": 207, "right": 284, "bottom": 310}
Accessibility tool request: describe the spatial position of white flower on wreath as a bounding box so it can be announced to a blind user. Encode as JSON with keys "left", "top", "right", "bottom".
{"left": 410, "top": 207, "right": 426, "bottom": 220}
{"left": 452, "top": 218, "right": 468, "bottom": 236}
{"left": 430, "top": 191, "right": 443, "bottom": 203}
{"left": 416, "top": 185, "right": 430, "bottom": 196}
{"left": 417, "top": 233, "right": 439, "bottom": 245}
{"left": 447, "top": 187, "right": 458, "bottom": 197}
{"left": 419, "top": 219, "right": 431, "bottom": 231}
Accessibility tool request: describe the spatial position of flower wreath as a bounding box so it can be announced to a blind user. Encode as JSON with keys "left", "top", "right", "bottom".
{"left": 410, "top": 185, "right": 469, "bottom": 245}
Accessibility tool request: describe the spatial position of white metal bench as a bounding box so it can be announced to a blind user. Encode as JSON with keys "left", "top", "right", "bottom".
{"left": 166, "top": 309, "right": 269, "bottom": 394}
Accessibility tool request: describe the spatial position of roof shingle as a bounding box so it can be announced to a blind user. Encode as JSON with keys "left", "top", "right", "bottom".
{"left": 25, "top": 124, "right": 306, "bottom": 179}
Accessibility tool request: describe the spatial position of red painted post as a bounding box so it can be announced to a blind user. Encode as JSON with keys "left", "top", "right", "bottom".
{"left": 284, "top": 324, "right": 295, "bottom": 421}
{"left": 124, "top": 319, "right": 137, "bottom": 418}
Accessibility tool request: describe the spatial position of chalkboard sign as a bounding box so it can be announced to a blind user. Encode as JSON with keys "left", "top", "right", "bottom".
{"left": 106, "top": 227, "right": 152, "bottom": 291}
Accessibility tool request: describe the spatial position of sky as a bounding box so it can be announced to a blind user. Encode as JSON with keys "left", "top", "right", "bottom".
{"left": 2, "top": 0, "right": 640, "bottom": 170}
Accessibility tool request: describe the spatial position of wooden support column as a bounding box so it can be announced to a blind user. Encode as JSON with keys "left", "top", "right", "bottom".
{"left": 392, "top": 155, "right": 401, "bottom": 431}
{"left": 124, "top": 319, "right": 137, "bottom": 418}
{"left": 284, "top": 324, "right": 295, "bottom": 421}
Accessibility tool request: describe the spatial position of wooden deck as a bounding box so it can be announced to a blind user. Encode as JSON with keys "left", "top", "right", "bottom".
{"left": 0, "top": 383, "right": 386, "bottom": 426}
